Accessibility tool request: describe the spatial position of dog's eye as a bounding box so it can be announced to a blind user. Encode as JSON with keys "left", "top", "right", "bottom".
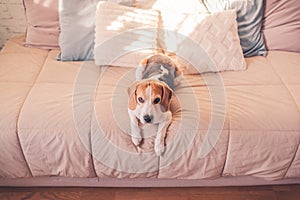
{"left": 138, "top": 97, "right": 144, "bottom": 103}
{"left": 154, "top": 98, "right": 160, "bottom": 104}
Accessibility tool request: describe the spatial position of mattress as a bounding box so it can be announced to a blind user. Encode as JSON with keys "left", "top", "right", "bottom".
{"left": 0, "top": 36, "right": 299, "bottom": 185}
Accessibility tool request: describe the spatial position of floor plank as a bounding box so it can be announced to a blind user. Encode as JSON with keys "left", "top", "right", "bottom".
{"left": 0, "top": 185, "right": 299, "bottom": 200}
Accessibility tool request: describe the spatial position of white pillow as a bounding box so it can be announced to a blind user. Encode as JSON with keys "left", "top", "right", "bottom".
{"left": 94, "top": 1, "right": 160, "bottom": 67}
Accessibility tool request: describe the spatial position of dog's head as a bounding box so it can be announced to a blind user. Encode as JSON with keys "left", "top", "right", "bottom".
{"left": 128, "top": 80, "right": 172, "bottom": 124}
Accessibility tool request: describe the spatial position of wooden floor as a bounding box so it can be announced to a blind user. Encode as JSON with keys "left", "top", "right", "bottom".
{"left": 0, "top": 185, "right": 299, "bottom": 200}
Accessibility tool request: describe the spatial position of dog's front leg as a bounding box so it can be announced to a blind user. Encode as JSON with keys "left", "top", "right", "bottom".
{"left": 128, "top": 109, "right": 142, "bottom": 146}
{"left": 155, "top": 111, "right": 172, "bottom": 156}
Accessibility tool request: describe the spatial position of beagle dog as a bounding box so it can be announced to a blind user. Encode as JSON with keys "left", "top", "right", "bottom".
{"left": 127, "top": 54, "right": 182, "bottom": 156}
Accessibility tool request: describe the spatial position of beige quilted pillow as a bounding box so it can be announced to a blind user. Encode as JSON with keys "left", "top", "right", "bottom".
{"left": 158, "top": 10, "right": 247, "bottom": 74}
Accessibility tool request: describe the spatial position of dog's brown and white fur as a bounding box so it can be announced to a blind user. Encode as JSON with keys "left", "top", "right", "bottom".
{"left": 127, "top": 54, "right": 182, "bottom": 156}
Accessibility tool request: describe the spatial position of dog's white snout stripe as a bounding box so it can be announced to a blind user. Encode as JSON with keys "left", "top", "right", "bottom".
{"left": 144, "top": 85, "right": 152, "bottom": 115}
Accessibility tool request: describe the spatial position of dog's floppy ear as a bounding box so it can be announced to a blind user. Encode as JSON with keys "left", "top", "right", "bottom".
{"left": 161, "top": 84, "right": 173, "bottom": 112}
{"left": 127, "top": 82, "right": 139, "bottom": 110}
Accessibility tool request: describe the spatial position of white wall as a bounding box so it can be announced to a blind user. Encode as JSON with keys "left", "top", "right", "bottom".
{"left": 0, "top": 0, "right": 26, "bottom": 49}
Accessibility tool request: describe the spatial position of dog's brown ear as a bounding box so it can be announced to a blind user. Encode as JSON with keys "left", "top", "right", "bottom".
{"left": 127, "top": 82, "right": 138, "bottom": 110}
{"left": 161, "top": 85, "right": 172, "bottom": 112}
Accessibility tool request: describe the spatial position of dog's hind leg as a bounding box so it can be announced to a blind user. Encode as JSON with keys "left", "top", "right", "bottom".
{"left": 136, "top": 57, "right": 148, "bottom": 80}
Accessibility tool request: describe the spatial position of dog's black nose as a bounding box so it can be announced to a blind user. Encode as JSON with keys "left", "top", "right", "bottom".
{"left": 143, "top": 115, "right": 152, "bottom": 123}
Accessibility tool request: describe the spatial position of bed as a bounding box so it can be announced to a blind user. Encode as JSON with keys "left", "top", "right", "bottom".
{"left": 0, "top": 0, "right": 300, "bottom": 187}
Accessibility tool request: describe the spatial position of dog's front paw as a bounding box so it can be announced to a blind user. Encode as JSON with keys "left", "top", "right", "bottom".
{"left": 132, "top": 136, "right": 142, "bottom": 146}
{"left": 154, "top": 141, "right": 165, "bottom": 156}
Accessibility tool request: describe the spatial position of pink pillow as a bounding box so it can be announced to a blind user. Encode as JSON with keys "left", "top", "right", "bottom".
{"left": 23, "top": 0, "right": 60, "bottom": 49}
{"left": 262, "top": 0, "right": 300, "bottom": 52}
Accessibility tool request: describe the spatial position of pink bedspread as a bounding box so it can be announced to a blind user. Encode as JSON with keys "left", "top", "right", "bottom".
{"left": 0, "top": 36, "right": 299, "bottom": 182}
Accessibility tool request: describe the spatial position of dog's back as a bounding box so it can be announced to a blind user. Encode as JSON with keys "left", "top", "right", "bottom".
{"left": 141, "top": 55, "right": 179, "bottom": 90}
